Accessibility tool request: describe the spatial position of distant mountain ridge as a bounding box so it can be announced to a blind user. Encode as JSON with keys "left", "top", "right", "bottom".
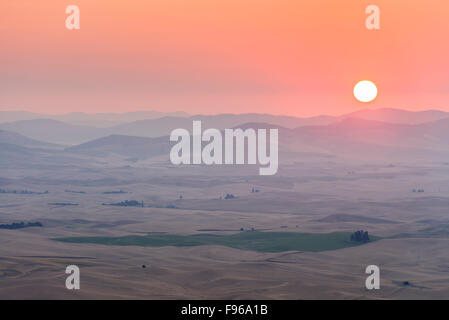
{"left": 340, "top": 108, "right": 449, "bottom": 124}
{"left": 1, "top": 108, "right": 448, "bottom": 146}
{"left": 2, "top": 113, "right": 449, "bottom": 164}
{"left": 2, "top": 107, "right": 447, "bottom": 125}
{"left": 0, "top": 110, "right": 190, "bottom": 127}
{"left": 65, "top": 134, "right": 169, "bottom": 159}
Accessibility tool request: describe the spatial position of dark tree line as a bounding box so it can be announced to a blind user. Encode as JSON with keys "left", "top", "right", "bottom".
{"left": 103, "top": 200, "right": 144, "bottom": 207}
{"left": 48, "top": 202, "right": 78, "bottom": 206}
{"left": 103, "top": 190, "right": 128, "bottom": 194}
{"left": 65, "top": 190, "right": 86, "bottom": 194}
{"left": 0, "top": 189, "right": 48, "bottom": 195}
{"left": 0, "top": 222, "right": 43, "bottom": 230}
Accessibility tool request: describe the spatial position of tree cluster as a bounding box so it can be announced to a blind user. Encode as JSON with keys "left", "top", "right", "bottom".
{"left": 350, "top": 230, "right": 370, "bottom": 243}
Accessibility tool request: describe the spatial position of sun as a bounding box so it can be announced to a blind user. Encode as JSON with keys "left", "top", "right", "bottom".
{"left": 353, "top": 80, "right": 378, "bottom": 103}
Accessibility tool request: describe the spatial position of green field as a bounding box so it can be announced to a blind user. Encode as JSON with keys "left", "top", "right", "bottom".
{"left": 53, "top": 231, "right": 379, "bottom": 252}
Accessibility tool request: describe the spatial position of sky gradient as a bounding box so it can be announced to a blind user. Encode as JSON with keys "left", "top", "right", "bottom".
{"left": 1, "top": 0, "right": 448, "bottom": 116}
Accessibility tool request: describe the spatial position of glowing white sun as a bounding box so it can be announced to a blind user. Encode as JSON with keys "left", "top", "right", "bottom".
{"left": 353, "top": 80, "right": 378, "bottom": 103}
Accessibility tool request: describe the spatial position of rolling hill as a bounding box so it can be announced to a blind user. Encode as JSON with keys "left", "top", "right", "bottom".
{"left": 0, "top": 119, "right": 104, "bottom": 145}
{"left": 65, "top": 134, "right": 170, "bottom": 159}
{"left": 62, "top": 117, "right": 449, "bottom": 162}
{"left": 0, "top": 129, "right": 63, "bottom": 149}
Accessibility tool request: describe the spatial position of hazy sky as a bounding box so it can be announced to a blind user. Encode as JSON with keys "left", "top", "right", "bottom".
{"left": 1, "top": 0, "right": 448, "bottom": 116}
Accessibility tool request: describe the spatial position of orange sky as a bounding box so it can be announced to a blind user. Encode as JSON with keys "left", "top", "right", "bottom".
{"left": 1, "top": 0, "right": 448, "bottom": 116}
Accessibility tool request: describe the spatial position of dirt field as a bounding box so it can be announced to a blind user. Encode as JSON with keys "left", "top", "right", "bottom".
{"left": 1, "top": 155, "right": 448, "bottom": 299}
